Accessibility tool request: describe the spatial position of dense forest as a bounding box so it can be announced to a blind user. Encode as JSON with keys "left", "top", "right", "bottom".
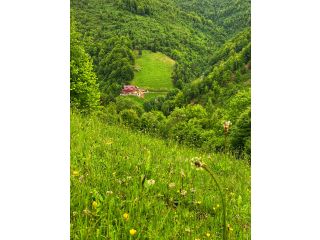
{"left": 70, "top": 0, "right": 251, "bottom": 155}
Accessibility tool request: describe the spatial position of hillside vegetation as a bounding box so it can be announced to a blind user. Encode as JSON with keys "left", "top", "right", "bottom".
{"left": 71, "top": 112, "right": 251, "bottom": 239}
{"left": 70, "top": 1, "right": 251, "bottom": 238}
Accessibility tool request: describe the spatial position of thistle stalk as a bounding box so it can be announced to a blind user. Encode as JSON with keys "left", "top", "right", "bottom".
{"left": 194, "top": 160, "right": 227, "bottom": 240}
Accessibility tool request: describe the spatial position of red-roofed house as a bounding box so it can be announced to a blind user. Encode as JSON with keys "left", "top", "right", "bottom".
{"left": 121, "top": 85, "right": 146, "bottom": 98}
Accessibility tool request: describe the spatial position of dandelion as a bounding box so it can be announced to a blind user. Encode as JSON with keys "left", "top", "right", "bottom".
{"left": 129, "top": 229, "right": 137, "bottom": 236}
{"left": 92, "top": 201, "right": 98, "bottom": 209}
{"left": 168, "top": 182, "right": 176, "bottom": 189}
{"left": 123, "top": 213, "right": 129, "bottom": 221}
{"left": 72, "top": 170, "right": 79, "bottom": 177}
{"left": 180, "top": 190, "right": 187, "bottom": 196}
{"left": 206, "top": 232, "right": 211, "bottom": 237}
{"left": 146, "top": 179, "right": 155, "bottom": 185}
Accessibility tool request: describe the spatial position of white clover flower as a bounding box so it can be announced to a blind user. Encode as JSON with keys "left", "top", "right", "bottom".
{"left": 146, "top": 179, "right": 155, "bottom": 185}
{"left": 180, "top": 190, "right": 187, "bottom": 196}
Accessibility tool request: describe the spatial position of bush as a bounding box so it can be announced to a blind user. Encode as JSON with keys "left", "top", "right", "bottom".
{"left": 119, "top": 109, "right": 140, "bottom": 128}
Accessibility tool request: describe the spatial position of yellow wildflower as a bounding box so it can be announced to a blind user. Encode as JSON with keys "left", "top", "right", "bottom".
{"left": 72, "top": 170, "right": 79, "bottom": 177}
{"left": 227, "top": 224, "right": 234, "bottom": 232}
{"left": 92, "top": 201, "right": 98, "bottom": 209}
{"left": 206, "top": 232, "right": 211, "bottom": 237}
{"left": 123, "top": 213, "right": 129, "bottom": 221}
{"left": 129, "top": 229, "right": 137, "bottom": 236}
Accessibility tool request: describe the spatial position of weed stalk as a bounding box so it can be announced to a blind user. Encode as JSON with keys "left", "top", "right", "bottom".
{"left": 195, "top": 161, "right": 227, "bottom": 240}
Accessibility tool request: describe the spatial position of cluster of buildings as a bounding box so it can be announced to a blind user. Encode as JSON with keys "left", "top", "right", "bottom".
{"left": 120, "top": 85, "right": 147, "bottom": 98}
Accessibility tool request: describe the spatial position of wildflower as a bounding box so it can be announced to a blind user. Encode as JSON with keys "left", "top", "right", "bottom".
{"left": 105, "top": 139, "right": 113, "bottom": 145}
{"left": 123, "top": 213, "right": 129, "bottom": 221}
{"left": 92, "top": 201, "right": 98, "bottom": 209}
{"left": 193, "top": 159, "right": 205, "bottom": 170}
{"left": 194, "top": 200, "right": 202, "bottom": 205}
{"left": 83, "top": 208, "right": 90, "bottom": 215}
{"left": 180, "top": 190, "right": 187, "bottom": 196}
{"left": 146, "top": 179, "right": 155, "bottom": 185}
{"left": 190, "top": 188, "right": 196, "bottom": 193}
{"left": 72, "top": 211, "right": 78, "bottom": 217}
{"left": 185, "top": 227, "right": 191, "bottom": 233}
{"left": 168, "top": 182, "right": 176, "bottom": 189}
{"left": 206, "top": 232, "right": 211, "bottom": 237}
{"left": 227, "top": 224, "right": 233, "bottom": 232}
{"left": 129, "top": 229, "right": 137, "bottom": 236}
{"left": 72, "top": 170, "right": 79, "bottom": 177}
{"left": 223, "top": 121, "right": 232, "bottom": 133}
{"left": 180, "top": 170, "right": 186, "bottom": 178}
{"left": 106, "top": 191, "right": 113, "bottom": 195}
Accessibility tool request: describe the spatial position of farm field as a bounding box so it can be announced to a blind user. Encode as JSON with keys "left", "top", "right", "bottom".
{"left": 70, "top": 112, "right": 251, "bottom": 239}
{"left": 132, "top": 50, "right": 175, "bottom": 92}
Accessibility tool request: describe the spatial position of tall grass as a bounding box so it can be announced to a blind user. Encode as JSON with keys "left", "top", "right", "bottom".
{"left": 71, "top": 112, "right": 250, "bottom": 239}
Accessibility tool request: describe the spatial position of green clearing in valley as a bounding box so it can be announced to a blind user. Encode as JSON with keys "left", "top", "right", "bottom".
{"left": 132, "top": 50, "right": 175, "bottom": 92}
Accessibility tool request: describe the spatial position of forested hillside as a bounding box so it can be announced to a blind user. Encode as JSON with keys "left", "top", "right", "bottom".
{"left": 71, "top": 1, "right": 251, "bottom": 239}
{"left": 70, "top": 0, "right": 251, "bottom": 154}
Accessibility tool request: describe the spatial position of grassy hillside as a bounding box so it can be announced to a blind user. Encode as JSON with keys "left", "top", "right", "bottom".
{"left": 132, "top": 50, "right": 175, "bottom": 91}
{"left": 71, "top": 112, "right": 251, "bottom": 239}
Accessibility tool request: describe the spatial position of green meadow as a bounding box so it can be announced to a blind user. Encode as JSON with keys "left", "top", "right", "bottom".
{"left": 70, "top": 112, "right": 251, "bottom": 239}
{"left": 132, "top": 50, "right": 175, "bottom": 92}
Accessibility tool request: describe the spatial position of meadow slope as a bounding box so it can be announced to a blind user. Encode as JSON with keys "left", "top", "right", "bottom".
{"left": 132, "top": 50, "right": 175, "bottom": 92}
{"left": 70, "top": 112, "right": 250, "bottom": 239}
